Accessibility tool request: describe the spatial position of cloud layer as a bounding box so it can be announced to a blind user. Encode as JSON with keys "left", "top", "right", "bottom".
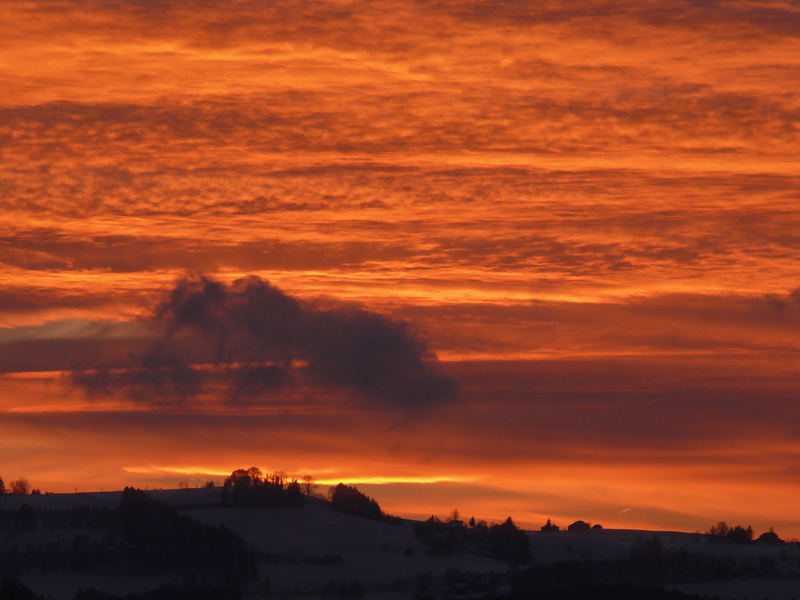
{"left": 2, "top": 0, "right": 800, "bottom": 535}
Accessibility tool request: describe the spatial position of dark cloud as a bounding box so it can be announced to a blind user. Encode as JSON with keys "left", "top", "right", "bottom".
{"left": 71, "top": 341, "right": 203, "bottom": 403}
{"left": 70, "top": 275, "right": 458, "bottom": 408}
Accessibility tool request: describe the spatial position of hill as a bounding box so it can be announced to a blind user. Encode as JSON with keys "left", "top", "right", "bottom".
{"left": 2, "top": 487, "right": 800, "bottom": 599}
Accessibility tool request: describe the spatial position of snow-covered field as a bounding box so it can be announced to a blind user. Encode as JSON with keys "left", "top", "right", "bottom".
{"left": 185, "top": 500, "right": 507, "bottom": 588}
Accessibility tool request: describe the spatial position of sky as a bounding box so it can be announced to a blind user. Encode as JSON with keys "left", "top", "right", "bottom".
{"left": 1, "top": 0, "right": 800, "bottom": 536}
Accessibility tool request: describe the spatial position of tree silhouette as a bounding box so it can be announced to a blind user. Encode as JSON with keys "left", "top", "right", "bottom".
{"left": 270, "top": 471, "right": 287, "bottom": 486}
{"left": 10, "top": 478, "right": 29, "bottom": 495}
{"left": 707, "top": 521, "right": 753, "bottom": 543}
{"left": 707, "top": 521, "right": 729, "bottom": 537}
{"left": 117, "top": 487, "right": 258, "bottom": 582}
{"left": 413, "top": 515, "right": 465, "bottom": 555}
{"left": 541, "top": 518, "right": 560, "bottom": 532}
{"left": 329, "top": 483, "right": 383, "bottom": 520}
{"left": 414, "top": 513, "right": 530, "bottom": 564}
{"left": 301, "top": 475, "right": 316, "bottom": 496}
{"left": 489, "top": 517, "right": 531, "bottom": 565}
{"left": 286, "top": 480, "right": 303, "bottom": 505}
{"left": 0, "top": 476, "right": 5, "bottom": 495}
{"left": 727, "top": 525, "right": 753, "bottom": 543}
{"left": 222, "top": 467, "right": 302, "bottom": 507}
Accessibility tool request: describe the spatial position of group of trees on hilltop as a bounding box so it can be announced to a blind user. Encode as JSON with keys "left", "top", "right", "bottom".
{"left": 414, "top": 513, "right": 531, "bottom": 565}
{"left": 220, "top": 469, "right": 392, "bottom": 523}
{"left": 222, "top": 467, "right": 304, "bottom": 507}
{"left": 0, "top": 476, "right": 40, "bottom": 496}
{"left": 325, "top": 483, "right": 407, "bottom": 525}
{"left": 329, "top": 483, "right": 384, "bottom": 521}
{"left": 707, "top": 521, "right": 784, "bottom": 544}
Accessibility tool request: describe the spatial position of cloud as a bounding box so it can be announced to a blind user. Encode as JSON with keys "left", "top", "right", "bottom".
{"left": 69, "top": 275, "right": 458, "bottom": 408}
{"left": 0, "top": 231, "right": 414, "bottom": 273}
{"left": 2, "top": 0, "right": 800, "bottom": 539}
{"left": 0, "top": 288, "right": 122, "bottom": 314}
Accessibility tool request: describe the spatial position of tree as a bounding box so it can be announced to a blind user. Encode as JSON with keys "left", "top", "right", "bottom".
{"left": 414, "top": 515, "right": 465, "bottom": 555}
{"left": 10, "top": 478, "right": 30, "bottom": 495}
{"left": 301, "top": 475, "right": 316, "bottom": 496}
{"left": 330, "top": 483, "right": 383, "bottom": 520}
{"left": 223, "top": 469, "right": 253, "bottom": 505}
{"left": 0, "top": 476, "right": 5, "bottom": 495}
{"left": 226, "top": 468, "right": 257, "bottom": 498}
{"left": 246, "top": 466, "right": 263, "bottom": 483}
{"left": 708, "top": 521, "right": 729, "bottom": 537}
{"left": 541, "top": 518, "right": 560, "bottom": 532}
{"left": 268, "top": 471, "right": 286, "bottom": 486}
{"left": 727, "top": 525, "right": 753, "bottom": 543}
{"left": 707, "top": 521, "right": 753, "bottom": 543}
{"left": 286, "top": 480, "right": 303, "bottom": 505}
{"left": 223, "top": 467, "right": 301, "bottom": 507}
{"left": 489, "top": 517, "right": 531, "bottom": 565}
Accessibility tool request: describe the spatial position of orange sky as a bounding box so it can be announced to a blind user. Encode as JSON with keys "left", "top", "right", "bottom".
{"left": 2, "top": 0, "right": 800, "bottom": 537}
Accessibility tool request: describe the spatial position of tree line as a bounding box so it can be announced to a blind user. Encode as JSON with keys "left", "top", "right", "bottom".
{"left": 0, "top": 487, "right": 257, "bottom": 586}
{"left": 221, "top": 467, "right": 305, "bottom": 507}
{"left": 706, "top": 521, "right": 785, "bottom": 544}
{"left": 413, "top": 512, "right": 531, "bottom": 565}
{"left": 0, "top": 477, "right": 41, "bottom": 496}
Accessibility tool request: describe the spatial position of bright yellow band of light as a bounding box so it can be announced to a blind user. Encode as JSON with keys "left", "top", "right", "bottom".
{"left": 121, "top": 465, "right": 475, "bottom": 486}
